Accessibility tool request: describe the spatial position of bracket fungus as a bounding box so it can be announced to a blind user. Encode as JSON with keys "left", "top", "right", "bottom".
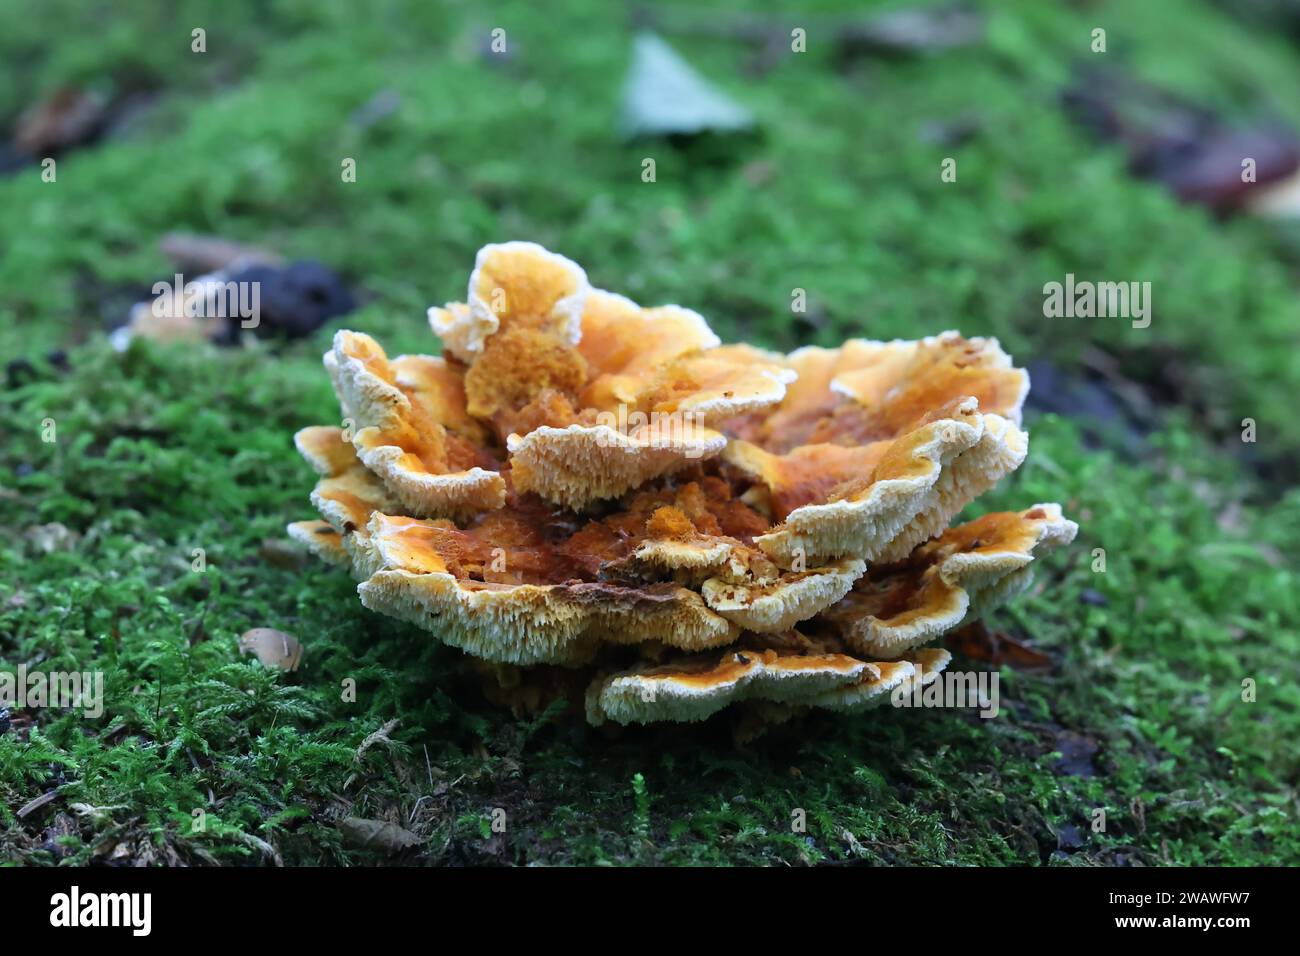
{"left": 586, "top": 644, "right": 954, "bottom": 726}
{"left": 721, "top": 333, "right": 1030, "bottom": 567}
{"left": 426, "top": 242, "right": 794, "bottom": 509}
{"left": 288, "top": 242, "right": 1077, "bottom": 732}
{"left": 811, "top": 504, "right": 1077, "bottom": 658}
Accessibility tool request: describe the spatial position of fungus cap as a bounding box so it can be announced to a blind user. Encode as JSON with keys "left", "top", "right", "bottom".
{"left": 466, "top": 240, "right": 588, "bottom": 357}
{"left": 348, "top": 473, "right": 866, "bottom": 662}
{"left": 585, "top": 646, "right": 873, "bottom": 725}
{"left": 817, "top": 504, "right": 1078, "bottom": 658}
{"left": 353, "top": 511, "right": 742, "bottom": 665}
{"left": 325, "top": 330, "right": 506, "bottom": 519}
{"left": 584, "top": 643, "right": 953, "bottom": 725}
{"left": 699, "top": 558, "right": 865, "bottom": 633}
{"left": 505, "top": 420, "right": 729, "bottom": 511}
{"left": 721, "top": 333, "right": 1030, "bottom": 566}
{"left": 296, "top": 426, "right": 396, "bottom": 534}
{"left": 286, "top": 519, "right": 349, "bottom": 568}
{"left": 807, "top": 647, "right": 953, "bottom": 712}
{"left": 425, "top": 247, "right": 793, "bottom": 508}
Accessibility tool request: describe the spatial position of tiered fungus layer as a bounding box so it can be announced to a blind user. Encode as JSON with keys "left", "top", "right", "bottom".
{"left": 290, "top": 242, "right": 1077, "bottom": 727}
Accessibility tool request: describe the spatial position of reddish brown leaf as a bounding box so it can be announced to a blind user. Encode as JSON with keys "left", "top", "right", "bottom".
{"left": 944, "top": 621, "right": 1055, "bottom": 673}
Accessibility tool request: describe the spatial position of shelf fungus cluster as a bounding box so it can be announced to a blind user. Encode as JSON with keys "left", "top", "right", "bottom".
{"left": 289, "top": 242, "right": 1077, "bottom": 732}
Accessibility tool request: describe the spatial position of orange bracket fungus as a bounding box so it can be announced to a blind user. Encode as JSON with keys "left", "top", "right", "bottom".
{"left": 289, "top": 242, "right": 1077, "bottom": 731}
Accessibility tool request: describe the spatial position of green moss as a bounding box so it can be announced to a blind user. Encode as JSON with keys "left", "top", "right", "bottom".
{"left": 1, "top": 0, "right": 1298, "bottom": 865}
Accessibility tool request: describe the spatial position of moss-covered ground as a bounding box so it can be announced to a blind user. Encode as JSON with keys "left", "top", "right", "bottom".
{"left": 1, "top": 0, "right": 1297, "bottom": 865}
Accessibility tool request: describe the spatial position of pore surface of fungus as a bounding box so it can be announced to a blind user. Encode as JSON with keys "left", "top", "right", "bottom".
{"left": 585, "top": 641, "right": 953, "bottom": 725}
{"left": 350, "top": 474, "right": 866, "bottom": 665}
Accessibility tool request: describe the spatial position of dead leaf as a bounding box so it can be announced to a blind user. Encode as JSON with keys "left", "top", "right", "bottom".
{"left": 238, "top": 628, "right": 304, "bottom": 672}
{"left": 835, "top": 6, "right": 983, "bottom": 59}
{"left": 945, "top": 621, "right": 1055, "bottom": 673}
{"left": 159, "top": 232, "right": 280, "bottom": 273}
{"left": 840, "top": 828, "right": 867, "bottom": 857}
{"left": 24, "top": 522, "right": 79, "bottom": 554}
{"left": 633, "top": 7, "right": 981, "bottom": 74}
{"left": 1247, "top": 167, "right": 1300, "bottom": 218}
{"left": 230, "top": 830, "right": 284, "bottom": 866}
{"left": 340, "top": 817, "right": 423, "bottom": 854}
{"left": 259, "top": 537, "right": 309, "bottom": 570}
{"left": 14, "top": 87, "right": 108, "bottom": 155}
{"left": 620, "top": 32, "right": 755, "bottom": 139}
{"left": 1063, "top": 67, "right": 1300, "bottom": 216}
{"left": 355, "top": 718, "right": 400, "bottom": 763}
